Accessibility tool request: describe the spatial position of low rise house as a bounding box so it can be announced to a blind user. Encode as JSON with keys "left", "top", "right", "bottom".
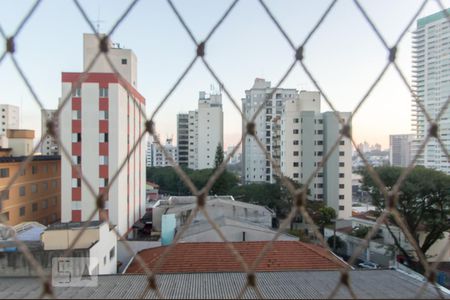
{"left": 125, "top": 241, "right": 349, "bottom": 274}
{"left": 150, "top": 195, "right": 291, "bottom": 243}
{"left": 0, "top": 221, "right": 117, "bottom": 276}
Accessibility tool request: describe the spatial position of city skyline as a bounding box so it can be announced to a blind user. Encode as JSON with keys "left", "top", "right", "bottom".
{"left": 1, "top": 0, "right": 450, "bottom": 150}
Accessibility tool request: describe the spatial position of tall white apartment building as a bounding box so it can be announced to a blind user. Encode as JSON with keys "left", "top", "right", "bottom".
{"left": 412, "top": 9, "right": 450, "bottom": 173}
{"left": 147, "top": 138, "right": 178, "bottom": 167}
{"left": 389, "top": 134, "right": 414, "bottom": 167}
{"left": 177, "top": 91, "right": 223, "bottom": 170}
{"left": 280, "top": 92, "right": 352, "bottom": 219}
{"left": 242, "top": 78, "right": 298, "bottom": 183}
{"left": 41, "top": 109, "right": 59, "bottom": 155}
{"left": 60, "top": 33, "right": 146, "bottom": 235}
{"left": 0, "top": 104, "right": 19, "bottom": 134}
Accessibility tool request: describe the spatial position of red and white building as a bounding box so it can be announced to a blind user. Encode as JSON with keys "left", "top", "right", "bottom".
{"left": 60, "top": 34, "right": 146, "bottom": 235}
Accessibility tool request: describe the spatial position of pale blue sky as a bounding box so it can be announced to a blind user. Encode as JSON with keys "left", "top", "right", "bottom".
{"left": 1, "top": 0, "right": 450, "bottom": 149}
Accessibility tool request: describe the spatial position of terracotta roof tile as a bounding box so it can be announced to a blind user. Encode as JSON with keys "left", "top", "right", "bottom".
{"left": 126, "top": 241, "right": 349, "bottom": 274}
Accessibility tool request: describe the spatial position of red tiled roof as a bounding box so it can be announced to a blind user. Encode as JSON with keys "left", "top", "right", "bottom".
{"left": 125, "top": 241, "right": 349, "bottom": 274}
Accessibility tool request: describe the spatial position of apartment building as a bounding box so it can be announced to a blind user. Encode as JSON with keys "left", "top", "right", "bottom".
{"left": 60, "top": 33, "right": 146, "bottom": 235}
{"left": 0, "top": 154, "right": 61, "bottom": 226}
{"left": 0, "top": 104, "right": 19, "bottom": 135}
{"left": 412, "top": 9, "right": 450, "bottom": 173}
{"left": 41, "top": 109, "right": 59, "bottom": 155}
{"left": 177, "top": 91, "right": 223, "bottom": 170}
{"left": 280, "top": 92, "right": 352, "bottom": 219}
{"left": 177, "top": 114, "right": 189, "bottom": 167}
{"left": 242, "top": 78, "right": 298, "bottom": 183}
{"left": 389, "top": 134, "right": 414, "bottom": 167}
{"left": 147, "top": 138, "right": 178, "bottom": 167}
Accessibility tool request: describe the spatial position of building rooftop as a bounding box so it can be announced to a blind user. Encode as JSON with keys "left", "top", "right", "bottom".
{"left": 0, "top": 270, "right": 446, "bottom": 299}
{"left": 125, "top": 241, "right": 349, "bottom": 274}
{"left": 0, "top": 155, "right": 60, "bottom": 163}
{"left": 46, "top": 220, "right": 104, "bottom": 231}
{"left": 418, "top": 8, "right": 450, "bottom": 28}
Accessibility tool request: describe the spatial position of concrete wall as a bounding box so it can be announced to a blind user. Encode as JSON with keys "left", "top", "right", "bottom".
{"left": 0, "top": 247, "right": 89, "bottom": 277}
{"left": 42, "top": 227, "right": 99, "bottom": 250}
{"left": 181, "top": 222, "right": 297, "bottom": 243}
{"left": 89, "top": 223, "right": 118, "bottom": 274}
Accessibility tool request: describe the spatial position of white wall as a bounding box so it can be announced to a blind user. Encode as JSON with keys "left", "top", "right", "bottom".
{"left": 60, "top": 83, "right": 72, "bottom": 223}
{"left": 88, "top": 223, "right": 118, "bottom": 274}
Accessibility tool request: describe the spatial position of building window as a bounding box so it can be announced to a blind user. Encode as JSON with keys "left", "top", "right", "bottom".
{"left": 1, "top": 189, "right": 9, "bottom": 200}
{"left": 42, "top": 181, "right": 48, "bottom": 191}
{"left": 293, "top": 173, "right": 299, "bottom": 178}
{"left": 72, "top": 178, "right": 81, "bottom": 188}
{"left": 20, "top": 168, "right": 25, "bottom": 176}
{"left": 121, "top": 58, "right": 127, "bottom": 65}
{"left": 19, "top": 206, "right": 25, "bottom": 217}
{"left": 318, "top": 173, "right": 323, "bottom": 178}
{"left": 293, "top": 129, "right": 299, "bottom": 134}
{"left": 317, "top": 194, "right": 323, "bottom": 199}
{"left": 100, "top": 133, "right": 109, "bottom": 143}
{"left": 0, "top": 168, "right": 9, "bottom": 178}
{"left": 32, "top": 203, "right": 38, "bottom": 212}
{"left": 339, "top": 173, "right": 344, "bottom": 178}
{"left": 72, "top": 110, "right": 81, "bottom": 120}
{"left": 100, "top": 87, "right": 108, "bottom": 97}
{"left": 293, "top": 162, "right": 299, "bottom": 167}
{"left": 339, "top": 162, "right": 345, "bottom": 167}
{"left": 19, "top": 186, "right": 26, "bottom": 196}
{"left": 1, "top": 212, "right": 9, "bottom": 221}
{"left": 32, "top": 165, "right": 38, "bottom": 174}
{"left": 110, "top": 247, "right": 115, "bottom": 260}
{"left": 339, "top": 184, "right": 345, "bottom": 189}
{"left": 100, "top": 156, "right": 108, "bottom": 165}
{"left": 293, "top": 151, "right": 299, "bottom": 156}
{"left": 339, "top": 205, "right": 345, "bottom": 211}
{"left": 339, "top": 151, "right": 345, "bottom": 156}
{"left": 42, "top": 199, "right": 48, "bottom": 209}
{"left": 72, "top": 155, "right": 81, "bottom": 165}
{"left": 339, "top": 195, "right": 345, "bottom": 199}
{"left": 100, "top": 110, "right": 109, "bottom": 120}
{"left": 99, "top": 178, "right": 108, "bottom": 188}
{"left": 104, "top": 256, "right": 107, "bottom": 266}
{"left": 340, "top": 140, "right": 345, "bottom": 145}
{"left": 42, "top": 165, "right": 48, "bottom": 173}
{"left": 316, "top": 140, "right": 323, "bottom": 145}
{"left": 72, "top": 87, "right": 81, "bottom": 97}
{"left": 317, "top": 130, "right": 323, "bottom": 134}
{"left": 294, "top": 118, "right": 299, "bottom": 123}
{"left": 72, "top": 133, "right": 81, "bottom": 143}
{"left": 51, "top": 197, "right": 57, "bottom": 207}
{"left": 52, "top": 180, "right": 57, "bottom": 190}
{"left": 31, "top": 184, "right": 37, "bottom": 193}
{"left": 293, "top": 140, "right": 299, "bottom": 145}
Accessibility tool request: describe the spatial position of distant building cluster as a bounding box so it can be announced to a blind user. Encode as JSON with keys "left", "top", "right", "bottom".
{"left": 146, "top": 137, "right": 178, "bottom": 167}
{"left": 241, "top": 79, "right": 352, "bottom": 219}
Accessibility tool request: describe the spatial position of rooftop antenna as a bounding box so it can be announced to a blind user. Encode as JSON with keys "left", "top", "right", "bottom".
{"left": 94, "top": 7, "right": 105, "bottom": 34}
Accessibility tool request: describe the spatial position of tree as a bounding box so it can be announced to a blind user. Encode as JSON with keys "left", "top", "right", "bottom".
{"left": 327, "top": 235, "right": 346, "bottom": 252}
{"left": 211, "top": 143, "right": 238, "bottom": 195}
{"left": 362, "top": 166, "right": 450, "bottom": 265}
{"left": 214, "top": 143, "right": 224, "bottom": 169}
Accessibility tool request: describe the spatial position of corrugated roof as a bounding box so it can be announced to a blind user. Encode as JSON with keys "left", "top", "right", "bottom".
{"left": 0, "top": 271, "right": 446, "bottom": 299}
{"left": 126, "top": 241, "right": 349, "bottom": 274}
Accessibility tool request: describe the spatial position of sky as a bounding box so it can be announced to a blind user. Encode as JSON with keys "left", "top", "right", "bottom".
{"left": 1, "top": 0, "right": 450, "bottom": 150}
